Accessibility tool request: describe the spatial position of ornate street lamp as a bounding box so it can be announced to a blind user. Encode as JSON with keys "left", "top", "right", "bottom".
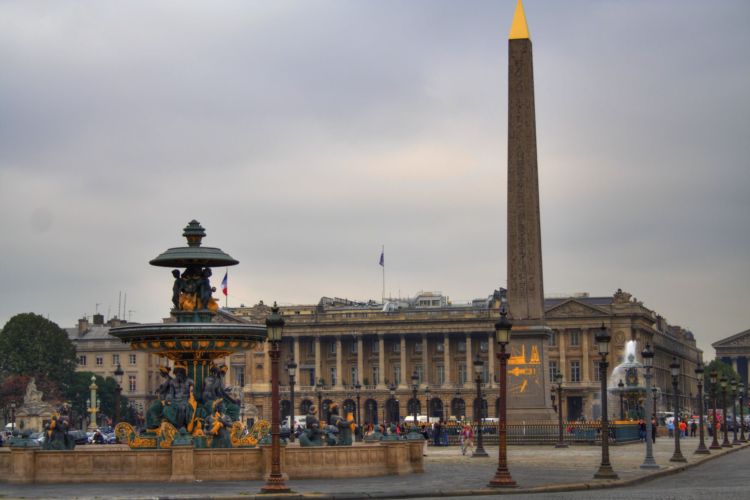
{"left": 88, "top": 375, "right": 98, "bottom": 431}
{"left": 354, "top": 381, "right": 362, "bottom": 433}
{"left": 315, "top": 379, "right": 323, "bottom": 422}
{"left": 410, "top": 371, "right": 419, "bottom": 426}
{"left": 260, "top": 303, "right": 291, "bottom": 494}
{"left": 592, "top": 324, "right": 618, "bottom": 479}
{"left": 10, "top": 402, "right": 16, "bottom": 434}
{"left": 388, "top": 383, "right": 397, "bottom": 424}
{"left": 617, "top": 379, "right": 625, "bottom": 420}
{"left": 114, "top": 363, "right": 124, "bottom": 424}
{"left": 731, "top": 378, "right": 739, "bottom": 445}
{"left": 488, "top": 305, "right": 517, "bottom": 488}
{"left": 669, "top": 357, "right": 686, "bottom": 462}
{"left": 554, "top": 372, "right": 567, "bottom": 449}
{"left": 472, "top": 357, "right": 488, "bottom": 457}
{"left": 424, "top": 385, "right": 431, "bottom": 420}
{"left": 720, "top": 376, "right": 731, "bottom": 447}
{"left": 550, "top": 388, "right": 556, "bottom": 414}
{"left": 287, "top": 359, "right": 297, "bottom": 443}
{"left": 709, "top": 370, "right": 721, "bottom": 450}
{"left": 640, "top": 343, "right": 659, "bottom": 468}
{"left": 694, "top": 362, "right": 709, "bottom": 454}
{"left": 739, "top": 383, "right": 747, "bottom": 443}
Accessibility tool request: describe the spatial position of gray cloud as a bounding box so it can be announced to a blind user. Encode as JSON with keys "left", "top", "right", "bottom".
{"left": 1, "top": 1, "right": 748, "bottom": 356}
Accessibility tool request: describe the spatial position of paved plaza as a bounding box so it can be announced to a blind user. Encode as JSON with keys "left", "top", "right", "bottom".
{"left": 3, "top": 437, "right": 748, "bottom": 499}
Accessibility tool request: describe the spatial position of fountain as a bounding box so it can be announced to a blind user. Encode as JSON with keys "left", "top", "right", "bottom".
{"left": 608, "top": 340, "right": 649, "bottom": 421}
{"left": 111, "top": 220, "right": 269, "bottom": 448}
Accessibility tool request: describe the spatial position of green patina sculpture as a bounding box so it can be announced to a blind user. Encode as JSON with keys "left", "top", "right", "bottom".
{"left": 299, "top": 406, "right": 323, "bottom": 447}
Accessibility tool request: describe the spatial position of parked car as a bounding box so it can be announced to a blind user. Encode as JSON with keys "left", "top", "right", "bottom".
{"left": 68, "top": 430, "right": 89, "bottom": 445}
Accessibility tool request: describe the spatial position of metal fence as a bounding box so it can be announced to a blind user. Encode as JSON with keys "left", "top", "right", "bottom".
{"left": 429, "top": 421, "right": 641, "bottom": 446}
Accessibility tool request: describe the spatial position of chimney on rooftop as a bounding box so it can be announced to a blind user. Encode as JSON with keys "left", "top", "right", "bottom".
{"left": 92, "top": 313, "right": 104, "bottom": 326}
{"left": 78, "top": 317, "right": 89, "bottom": 334}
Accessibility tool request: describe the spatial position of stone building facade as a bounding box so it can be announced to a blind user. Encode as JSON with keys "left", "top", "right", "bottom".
{"left": 225, "top": 289, "right": 703, "bottom": 424}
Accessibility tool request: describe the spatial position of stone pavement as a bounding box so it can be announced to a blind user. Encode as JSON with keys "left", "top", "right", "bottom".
{"left": 3, "top": 436, "right": 748, "bottom": 499}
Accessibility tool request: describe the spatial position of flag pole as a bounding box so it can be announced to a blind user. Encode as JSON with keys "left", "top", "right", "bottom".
{"left": 225, "top": 268, "right": 228, "bottom": 308}
{"left": 381, "top": 245, "right": 385, "bottom": 303}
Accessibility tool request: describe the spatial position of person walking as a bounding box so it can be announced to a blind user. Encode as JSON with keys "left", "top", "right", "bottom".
{"left": 460, "top": 423, "right": 474, "bottom": 455}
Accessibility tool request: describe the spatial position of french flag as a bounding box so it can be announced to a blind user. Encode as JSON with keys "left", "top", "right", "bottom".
{"left": 221, "top": 272, "right": 228, "bottom": 296}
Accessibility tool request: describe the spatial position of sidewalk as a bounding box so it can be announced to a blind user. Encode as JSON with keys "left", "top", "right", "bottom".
{"left": 3, "top": 436, "right": 747, "bottom": 499}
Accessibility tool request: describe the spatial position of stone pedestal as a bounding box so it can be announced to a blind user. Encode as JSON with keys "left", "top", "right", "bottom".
{"left": 170, "top": 444, "right": 196, "bottom": 482}
{"left": 8, "top": 448, "right": 35, "bottom": 484}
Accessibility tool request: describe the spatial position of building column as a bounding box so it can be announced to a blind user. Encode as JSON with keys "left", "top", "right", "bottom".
{"left": 314, "top": 336, "right": 321, "bottom": 385}
{"left": 357, "top": 335, "right": 364, "bottom": 385}
{"left": 378, "top": 334, "right": 386, "bottom": 389}
{"left": 558, "top": 330, "right": 566, "bottom": 379}
{"left": 582, "top": 328, "right": 590, "bottom": 382}
{"left": 292, "top": 336, "right": 300, "bottom": 365}
{"left": 422, "top": 334, "right": 429, "bottom": 385}
{"left": 487, "top": 332, "right": 496, "bottom": 387}
{"left": 443, "top": 334, "right": 451, "bottom": 387}
{"left": 399, "top": 335, "right": 407, "bottom": 388}
{"left": 732, "top": 357, "right": 739, "bottom": 375}
{"left": 335, "top": 336, "right": 343, "bottom": 388}
{"left": 465, "top": 335, "right": 473, "bottom": 388}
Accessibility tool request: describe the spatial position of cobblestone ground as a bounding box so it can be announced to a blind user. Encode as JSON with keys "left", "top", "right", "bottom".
{"left": 2, "top": 436, "right": 747, "bottom": 499}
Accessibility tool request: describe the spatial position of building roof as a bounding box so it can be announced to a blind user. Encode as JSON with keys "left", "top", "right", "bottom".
{"left": 712, "top": 328, "right": 750, "bottom": 348}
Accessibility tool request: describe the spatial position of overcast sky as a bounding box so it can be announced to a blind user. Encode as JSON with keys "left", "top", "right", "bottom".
{"left": 1, "top": 1, "right": 748, "bottom": 357}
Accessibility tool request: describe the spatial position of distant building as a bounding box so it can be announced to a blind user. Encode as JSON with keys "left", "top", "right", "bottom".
{"left": 224, "top": 288, "right": 703, "bottom": 423}
{"left": 712, "top": 329, "right": 750, "bottom": 385}
{"left": 65, "top": 314, "right": 166, "bottom": 420}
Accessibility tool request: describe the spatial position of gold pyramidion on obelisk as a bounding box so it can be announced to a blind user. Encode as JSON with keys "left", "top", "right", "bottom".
{"left": 509, "top": 0, "right": 530, "bottom": 40}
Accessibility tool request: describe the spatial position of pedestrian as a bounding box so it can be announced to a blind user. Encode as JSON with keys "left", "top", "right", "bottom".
{"left": 638, "top": 419, "right": 646, "bottom": 442}
{"left": 433, "top": 420, "right": 442, "bottom": 446}
{"left": 679, "top": 420, "right": 687, "bottom": 437}
{"left": 690, "top": 420, "right": 697, "bottom": 437}
{"left": 460, "top": 424, "right": 474, "bottom": 455}
{"left": 667, "top": 419, "right": 674, "bottom": 438}
{"left": 651, "top": 417, "right": 657, "bottom": 443}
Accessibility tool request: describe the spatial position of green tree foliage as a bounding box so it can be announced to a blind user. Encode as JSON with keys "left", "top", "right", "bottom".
{"left": 0, "top": 374, "right": 30, "bottom": 424}
{"left": 0, "top": 313, "right": 77, "bottom": 398}
{"left": 703, "top": 359, "right": 740, "bottom": 393}
{"left": 66, "top": 372, "right": 129, "bottom": 428}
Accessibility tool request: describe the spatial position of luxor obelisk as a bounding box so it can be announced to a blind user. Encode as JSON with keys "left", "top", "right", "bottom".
{"left": 505, "top": 0, "right": 554, "bottom": 420}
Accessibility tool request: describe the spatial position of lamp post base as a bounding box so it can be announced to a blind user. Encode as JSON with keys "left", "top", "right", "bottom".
{"left": 260, "top": 478, "right": 292, "bottom": 494}
{"left": 669, "top": 452, "right": 687, "bottom": 463}
{"left": 639, "top": 461, "right": 660, "bottom": 470}
{"left": 593, "top": 465, "right": 619, "bottom": 480}
{"left": 554, "top": 442, "right": 568, "bottom": 448}
{"left": 488, "top": 469, "right": 517, "bottom": 488}
{"left": 694, "top": 445, "right": 710, "bottom": 455}
{"left": 472, "top": 448, "right": 489, "bottom": 458}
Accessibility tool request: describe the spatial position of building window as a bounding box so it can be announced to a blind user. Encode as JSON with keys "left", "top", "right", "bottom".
{"left": 233, "top": 365, "right": 245, "bottom": 387}
{"left": 393, "top": 364, "right": 401, "bottom": 385}
{"left": 128, "top": 375, "right": 136, "bottom": 392}
{"left": 457, "top": 341, "right": 466, "bottom": 353}
{"left": 95, "top": 356, "right": 103, "bottom": 366}
{"left": 351, "top": 366, "right": 358, "bottom": 385}
{"left": 350, "top": 341, "right": 358, "bottom": 354}
{"left": 372, "top": 340, "right": 380, "bottom": 354}
{"left": 330, "top": 368, "right": 337, "bottom": 386}
{"left": 112, "top": 354, "right": 120, "bottom": 365}
{"left": 328, "top": 341, "right": 336, "bottom": 355}
{"left": 415, "top": 364, "right": 423, "bottom": 383}
{"left": 570, "top": 360, "right": 581, "bottom": 382}
{"left": 458, "top": 364, "right": 467, "bottom": 385}
{"left": 414, "top": 342, "right": 423, "bottom": 354}
{"left": 593, "top": 361, "right": 601, "bottom": 382}
{"left": 482, "top": 363, "right": 489, "bottom": 384}
{"left": 436, "top": 343, "right": 444, "bottom": 353}
{"left": 78, "top": 355, "right": 87, "bottom": 366}
{"left": 392, "top": 342, "right": 400, "bottom": 354}
{"left": 310, "top": 340, "right": 316, "bottom": 355}
{"left": 548, "top": 331, "right": 557, "bottom": 347}
{"left": 479, "top": 340, "right": 488, "bottom": 353}
{"left": 436, "top": 365, "right": 445, "bottom": 385}
{"left": 549, "top": 360, "right": 558, "bottom": 380}
{"left": 372, "top": 366, "right": 380, "bottom": 385}
{"left": 569, "top": 330, "right": 580, "bottom": 347}
{"left": 129, "top": 354, "right": 137, "bottom": 365}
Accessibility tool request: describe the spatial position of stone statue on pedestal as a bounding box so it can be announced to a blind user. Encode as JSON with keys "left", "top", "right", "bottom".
{"left": 299, "top": 405, "right": 323, "bottom": 446}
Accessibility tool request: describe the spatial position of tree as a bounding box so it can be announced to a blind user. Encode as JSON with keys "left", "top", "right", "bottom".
{"left": 0, "top": 374, "right": 30, "bottom": 425}
{"left": 0, "top": 313, "right": 77, "bottom": 399}
{"left": 703, "top": 359, "right": 740, "bottom": 387}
